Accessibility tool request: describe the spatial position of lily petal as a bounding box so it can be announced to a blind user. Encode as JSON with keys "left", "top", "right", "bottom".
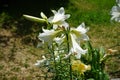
{"left": 70, "top": 34, "right": 88, "bottom": 59}
{"left": 48, "top": 7, "right": 70, "bottom": 29}
{"left": 76, "top": 22, "right": 89, "bottom": 34}
{"left": 71, "top": 23, "right": 89, "bottom": 41}
{"left": 110, "top": 5, "right": 120, "bottom": 22}
{"left": 38, "top": 28, "right": 62, "bottom": 45}
{"left": 58, "top": 7, "right": 65, "bottom": 14}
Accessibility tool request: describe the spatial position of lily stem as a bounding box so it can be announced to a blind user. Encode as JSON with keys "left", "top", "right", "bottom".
{"left": 51, "top": 44, "right": 57, "bottom": 79}
{"left": 65, "top": 28, "right": 72, "bottom": 80}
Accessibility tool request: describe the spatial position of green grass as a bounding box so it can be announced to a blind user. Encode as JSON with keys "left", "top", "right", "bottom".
{"left": 66, "top": 0, "right": 115, "bottom": 26}
{"left": 0, "top": 0, "right": 120, "bottom": 79}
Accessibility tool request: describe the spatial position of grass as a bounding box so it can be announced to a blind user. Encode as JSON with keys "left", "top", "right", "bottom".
{"left": 0, "top": 0, "right": 120, "bottom": 79}
{"left": 66, "top": 0, "right": 115, "bottom": 26}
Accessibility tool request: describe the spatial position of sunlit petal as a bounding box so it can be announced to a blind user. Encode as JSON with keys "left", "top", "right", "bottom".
{"left": 71, "top": 22, "right": 89, "bottom": 41}
{"left": 48, "top": 7, "right": 70, "bottom": 29}
{"left": 76, "top": 22, "right": 89, "bottom": 34}
{"left": 58, "top": 7, "right": 65, "bottom": 14}
{"left": 38, "top": 28, "right": 62, "bottom": 45}
{"left": 70, "top": 34, "right": 88, "bottom": 59}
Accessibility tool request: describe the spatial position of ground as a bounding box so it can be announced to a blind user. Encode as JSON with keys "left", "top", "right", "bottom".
{"left": 0, "top": 23, "right": 119, "bottom": 80}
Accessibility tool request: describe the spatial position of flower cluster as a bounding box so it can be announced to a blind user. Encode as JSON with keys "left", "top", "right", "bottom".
{"left": 24, "top": 7, "right": 90, "bottom": 74}
{"left": 23, "top": 7, "right": 110, "bottom": 80}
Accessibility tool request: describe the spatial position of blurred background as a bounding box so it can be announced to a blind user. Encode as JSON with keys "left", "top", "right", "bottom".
{"left": 0, "top": 0, "right": 120, "bottom": 80}
{"left": 0, "top": 0, "right": 69, "bottom": 17}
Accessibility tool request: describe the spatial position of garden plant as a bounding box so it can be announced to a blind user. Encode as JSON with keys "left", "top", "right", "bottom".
{"left": 23, "top": 6, "right": 118, "bottom": 80}
{"left": 0, "top": 0, "right": 119, "bottom": 80}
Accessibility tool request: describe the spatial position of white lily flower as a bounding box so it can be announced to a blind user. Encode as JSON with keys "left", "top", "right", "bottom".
{"left": 116, "top": 0, "right": 120, "bottom": 6}
{"left": 110, "top": 5, "right": 120, "bottom": 22}
{"left": 75, "top": 23, "right": 89, "bottom": 34}
{"left": 65, "top": 23, "right": 89, "bottom": 59}
{"left": 48, "top": 7, "right": 70, "bottom": 29}
{"left": 71, "top": 22, "right": 89, "bottom": 41}
{"left": 70, "top": 34, "right": 88, "bottom": 59}
{"left": 38, "top": 28, "right": 62, "bottom": 45}
{"left": 34, "top": 56, "right": 47, "bottom": 67}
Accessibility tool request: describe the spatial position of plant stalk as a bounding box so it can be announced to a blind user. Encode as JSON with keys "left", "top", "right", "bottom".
{"left": 65, "top": 28, "right": 72, "bottom": 80}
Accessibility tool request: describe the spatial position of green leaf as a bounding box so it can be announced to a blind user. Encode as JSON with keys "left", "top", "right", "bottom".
{"left": 99, "top": 46, "right": 105, "bottom": 58}
{"left": 23, "top": 14, "right": 46, "bottom": 23}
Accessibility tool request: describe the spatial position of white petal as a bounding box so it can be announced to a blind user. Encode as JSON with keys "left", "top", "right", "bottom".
{"left": 52, "top": 13, "right": 65, "bottom": 23}
{"left": 110, "top": 4, "right": 120, "bottom": 22}
{"left": 70, "top": 34, "right": 87, "bottom": 59}
{"left": 111, "top": 6, "right": 119, "bottom": 12}
{"left": 116, "top": 0, "right": 120, "bottom": 4}
{"left": 111, "top": 12, "right": 120, "bottom": 20}
{"left": 42, "top": 28, "right": 54, "bottom": 33}
{"left": 81, "top": 34, "right": 89, "bottom": 41}
{"left": 70, "top": 23, "right": 89, "bottom": 41}
{"left": 53, "top": 24, "right": 58, "bottom": 30}
{"left": 48, "top": 7, "right": 70, "bottom": 29}
{"left": 53, "top": 37, "right": 64, "bottom": 45}
{"left": 76, "top": 22, "right": 89, "bottom": 34}
{"left": 48, "top": 16, "right": 54, "bottom": 23}
{"left": 118, "top": 4, "right": 120, "bottom": 7}
{"left": 58, "top": 7, "right": 65, "bottom": 14}
{"left": 41, "top": 12, "right": 47, "bottom": 19}
{"left": 60, "top": 21, "right": 69, "bottom": 29}
{"left": 52, "top": 10, "right": 57, "bottom": 14}
{"left": 115, "top": 17, "right": 120, "bottom": 22}
{"left": 38, "top": 29, "right": 61, "bottom": 45}
{"left": 65, "top": 14, "right": 71, "bottom": 19}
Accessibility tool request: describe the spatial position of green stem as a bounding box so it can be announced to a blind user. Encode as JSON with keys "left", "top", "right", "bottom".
{"left": 69, "top": 56, "right": 72, "bottom": 80}
{"left": 51, "top": 44, "right": 57, "bottom": 79}
{"left": 65, "top": 28, "right": 72, "bottom": 80}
